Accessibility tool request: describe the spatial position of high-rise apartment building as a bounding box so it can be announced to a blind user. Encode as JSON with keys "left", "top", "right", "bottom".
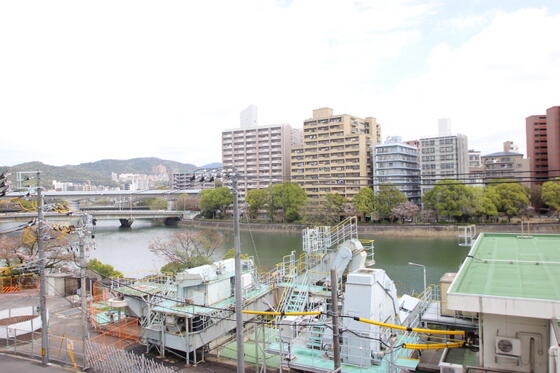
{"left": 290, "top": 107, "right": 381, "bottom": 199}
{"left": 372, "top": 140, "right": 420, "bottom": 204}
{"left": 171, "top": 171, "right": 220, "bottom": 190}
{"left": 222, "top": 115, "right": 299, "bottom": 199}
{"left": 526, "top": 106, "right": 560, "bottom": 180}
{"left": 419, "top": 134, "right": 468, "bottom": 194}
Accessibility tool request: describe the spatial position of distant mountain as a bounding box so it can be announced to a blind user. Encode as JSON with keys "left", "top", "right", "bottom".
{"left": 1, "top": 157, "right": 198, "bottom": 187}
{"left": 70, "top": 157, "right": 197, "bottom": 176}
{"left": 200, "top": 162, "right": 222, "bottom": 169}
{"left": 3, "top": 161, "right": 114, "bottom": 187}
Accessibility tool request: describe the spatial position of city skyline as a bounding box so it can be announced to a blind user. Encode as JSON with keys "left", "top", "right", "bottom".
{"left": 1, "top": 1, "right": 560, "bottom": 167}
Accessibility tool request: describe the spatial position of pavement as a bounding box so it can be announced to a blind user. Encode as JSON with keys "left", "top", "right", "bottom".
{"left": 0, "top": 354, "right": 72, "bottom": 372}
{"left": 0, "top": 290, "right": 240, "bottom": 372}
{"left": 0, "top": 289, "right": 85, "bottom": 340}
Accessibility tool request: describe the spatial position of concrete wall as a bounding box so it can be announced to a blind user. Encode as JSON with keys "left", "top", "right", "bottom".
{"left": 0, "top": 306, "right": 44, "bottom": 338}
{"left": 182, "top": 219, "right": 560, "bottom": 237}
{"left": 481, "top": 313, "right": 549, "bottom": 373}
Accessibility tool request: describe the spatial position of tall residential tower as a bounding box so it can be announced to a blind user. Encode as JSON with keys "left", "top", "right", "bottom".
{"left": 526, "top": 106, "right": 560, "bottom": 180}
{"left": 419, "top": 134, "right": 468, "bottom": 194}
{"left": 222, "top": 108, "right": 300, "bottom": 199}
{"left": 290, "top": 107, "right": 381, "bottom": 199}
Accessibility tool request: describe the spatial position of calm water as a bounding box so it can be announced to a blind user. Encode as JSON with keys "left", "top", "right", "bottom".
{"left": 92, "top": 221, "right": 469, "bottom": 294}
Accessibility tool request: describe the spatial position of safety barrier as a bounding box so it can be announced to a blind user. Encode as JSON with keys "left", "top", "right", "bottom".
{"left": 0, "top": 274, "right": 38, "bottom": 293}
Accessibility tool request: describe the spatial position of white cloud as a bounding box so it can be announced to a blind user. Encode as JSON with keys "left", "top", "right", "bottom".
{"left": 372, "top": 7, "right": 560, "bottom": 155}
{"left": 444, "top": 11, "right": 495, "bottom": 31}
{"left": 0, "top": 0, "right": 433, "bottom": 166}
{"left": 1, "top": 2, "right": 558, "bottom": 169}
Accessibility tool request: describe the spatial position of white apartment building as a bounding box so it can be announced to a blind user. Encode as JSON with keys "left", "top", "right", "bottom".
{"left": 222, "top": 118, "right": 300, "bottom": 199}
{"left": 419, "top": 134, "right": 468, "bottom": 194}
{"left": 171, "top": 171, "right": 220, "bottom": 190}
{"left": 372, "top": 140, "right": 420, "bottom": 204}
{"left": 468, "top": 149, "right": 482, "bottom": 172}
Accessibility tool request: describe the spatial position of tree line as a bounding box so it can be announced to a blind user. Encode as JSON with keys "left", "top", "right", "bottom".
{"left": 191, "top": 179, "right": 560, "bottom": 224}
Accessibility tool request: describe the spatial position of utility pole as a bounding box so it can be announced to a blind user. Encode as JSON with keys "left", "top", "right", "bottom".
{"left": 79, "top": 213, "right": 89, "bottom": 366}
{"left": 232, "top": 171, "right": 245, "bottom": 373}
{"left": 330, "top": 269, "right": 341, "bottom": 372}
{"left": 37, "top": 171, "right": 49, "bottom": 365}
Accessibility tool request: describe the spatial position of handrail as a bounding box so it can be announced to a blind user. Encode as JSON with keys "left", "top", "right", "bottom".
{"left": 243, "top": 311, "right": 320, "bottom": 316}
{"left": 354, "top": 316, "right": 465, "bottom": 336}
{"left": 403, "top": 342, "right": 464, "bottom": 349}
{"left": 465, "top": 367, "right": 516, "bottom": 373}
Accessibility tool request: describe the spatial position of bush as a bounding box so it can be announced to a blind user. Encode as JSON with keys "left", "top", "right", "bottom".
{"left": 87, "top": 259, "right": 123, "bottom": 278}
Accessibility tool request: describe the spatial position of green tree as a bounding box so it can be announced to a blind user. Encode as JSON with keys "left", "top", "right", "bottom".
{"left": 542, "top": 179, "right": 560, "bottom": 215}
{"left": 325, "top": 193, "right": 348, "bottom": 220}
{"left": 222, "top": 248, "right": 250, "bottom": 260}
{"left": 245, "top": 189, "right": 271, "bottom": 220}
{"left": 269, "top": 183, "right": 307, "bottom": 222}
{"left": 488, "top": 182, "right": 529, "bottom": 220}
{"left": 148, "top": 198, "right": 168, "bottom": 210}
{"left": 529, "top": 184, "right": 544, "bottom": 215}
{"left": 423, "top": 180, "right": 476, "bottom": 222}
{"left": 199, "top": 187, "right": 233, "bottom": 218}
{"left": 472, "top": 187, "right": 499, "bottom": 221}
{"left": 160, "top": 261, "right": 189, "bottom": 274}
{"left": 352, "top": 188, "right": 375, "bottom": 220}
{"left": 374, "top": 185, "right": 407, "bottom": 221}
{"left": 302, "top": 196, "right": 343, "bottom": 225}
{"left": 88, "top": 258, "right": 123, "bottom": 278}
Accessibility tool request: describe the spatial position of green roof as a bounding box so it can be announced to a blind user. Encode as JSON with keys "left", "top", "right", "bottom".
{"left": 449, "top": 233, "right": 560, "bottom": 301}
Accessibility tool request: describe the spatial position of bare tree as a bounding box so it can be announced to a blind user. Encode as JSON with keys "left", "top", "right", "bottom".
{"left": 149, "top": 230, "right": 224, "bottom": 269}
{"left": 174, "top": 195, "right": 200, "bottom": 211}
{"left": 0, "top": 225, "right": 76, "bottom": 271}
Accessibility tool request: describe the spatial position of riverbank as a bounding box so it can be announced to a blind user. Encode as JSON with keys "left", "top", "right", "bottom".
{"left": 181, "top": 219, "right": 560, "bottom": 237}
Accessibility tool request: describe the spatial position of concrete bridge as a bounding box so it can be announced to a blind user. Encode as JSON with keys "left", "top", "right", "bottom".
{"left": 0, "top": 209, "right": 198, "bottom": 227}
{"left": 6, "top": 189, "right": 200, "bottom": 201}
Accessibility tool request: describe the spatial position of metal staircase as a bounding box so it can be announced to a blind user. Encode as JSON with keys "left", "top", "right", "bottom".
{"left": 141, "top": 276, "right": 177, "bottom": 330}
{"left": 306, "top": 313, "right": 327, "bottom": 350}
{"left": 276, "top": 217, "right": 360, "bottom": 321}
{"left": 275, "top": 270, "right": 310, "bottom": 323}
{"left": 303, "top": 217, "right": 358, "bottom": 254}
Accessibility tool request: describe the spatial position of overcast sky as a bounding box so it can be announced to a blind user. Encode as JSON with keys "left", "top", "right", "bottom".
{"left": 1, "top": 0, "right": 559, "bottom": 167}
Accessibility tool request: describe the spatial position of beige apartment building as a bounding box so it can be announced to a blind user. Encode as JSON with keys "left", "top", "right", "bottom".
{"left": 290, "top": 107, "right": 381, "bottom": 199}
{"left": 481, "top": 141, "right": 529, "bottom": 184}
{"left": 222, "top": 122, "right": 298, "bottom": 199}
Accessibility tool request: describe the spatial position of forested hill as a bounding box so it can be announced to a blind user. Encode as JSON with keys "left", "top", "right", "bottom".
{"left": 1, "top": 157, "right": 201, "bottom": 186}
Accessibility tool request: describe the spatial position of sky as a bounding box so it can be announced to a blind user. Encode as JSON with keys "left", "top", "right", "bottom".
{"left": 1, "top": 0, "right": 559, "bottom": 167}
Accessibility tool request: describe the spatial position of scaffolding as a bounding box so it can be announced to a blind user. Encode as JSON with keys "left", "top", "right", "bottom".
{"left": 89, "top": 282, "right": 140, "bottom": 349}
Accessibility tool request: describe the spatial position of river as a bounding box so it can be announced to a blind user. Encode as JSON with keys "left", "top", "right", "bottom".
{"left": 92, "top": 220, "right": 469, "bottom": 295}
